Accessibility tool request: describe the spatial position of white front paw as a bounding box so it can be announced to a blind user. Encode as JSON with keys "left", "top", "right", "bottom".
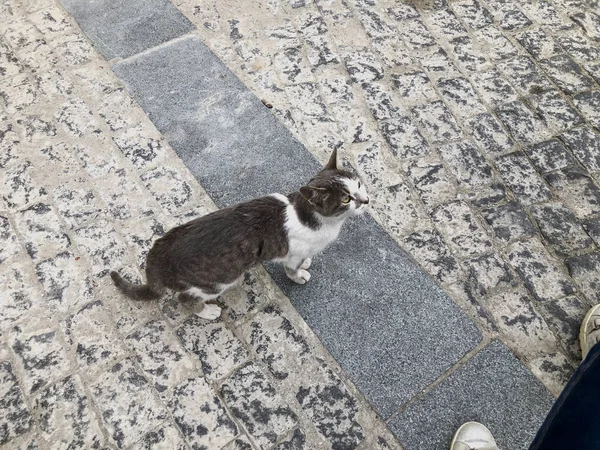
{"left": 300, "top": 257, "right": 312, "bottom": 270}
{"left": 290, "top": 269, "right": 311, "bottom": 284}
{"left": 196, "top": 303, "right": 222, "bottom": 320}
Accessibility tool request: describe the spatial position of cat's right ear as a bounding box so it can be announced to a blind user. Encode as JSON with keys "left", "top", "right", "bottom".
{"left": 323, "top": 148, "right": 339, "bottom": 171}
{"left": 300, "top": 186, "right": 324, "bottom": 205}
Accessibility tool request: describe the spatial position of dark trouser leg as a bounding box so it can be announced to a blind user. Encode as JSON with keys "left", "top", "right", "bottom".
{"left": 529, "top": 341, "right": 600, "bottom": 449}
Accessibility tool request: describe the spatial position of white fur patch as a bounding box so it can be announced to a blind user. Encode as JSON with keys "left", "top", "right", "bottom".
{"left": 196, "top": 303, "right": 222, "bottom": 320}
{"left": 340, "top": 177, "right": 369, "bottom": 208}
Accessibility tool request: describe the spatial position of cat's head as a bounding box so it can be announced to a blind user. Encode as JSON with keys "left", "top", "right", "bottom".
{"left": 299, "top": 149, "right": 370, "bottom": 218}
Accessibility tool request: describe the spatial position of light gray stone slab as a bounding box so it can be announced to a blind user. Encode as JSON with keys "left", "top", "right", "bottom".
{"left": 111, "top": 35, "right": 482, "bottom": 418}
{"left": 59, "top": 0, "right": 194, "bottom": 60}
{"left": 388, "top": 341, "right": 555, "bottom": 450}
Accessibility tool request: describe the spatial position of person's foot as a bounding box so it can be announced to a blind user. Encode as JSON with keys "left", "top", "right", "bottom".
{"left": 450, "top": 422, "right": 499, "bottom": 450}
{"left": 580, "top": 304, "right": 600, "bottom": 360}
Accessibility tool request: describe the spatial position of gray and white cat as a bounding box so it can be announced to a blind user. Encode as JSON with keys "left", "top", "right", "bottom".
{"left": 110, "top": 149, "right": 369, "bottom": 320}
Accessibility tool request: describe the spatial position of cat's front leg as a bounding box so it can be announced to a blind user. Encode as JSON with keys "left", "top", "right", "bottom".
{"left": 300, "top": 257, "right": 312, "bottom": 269}
{"left": 283, "top": 255, "right": 311, "bottom": 284}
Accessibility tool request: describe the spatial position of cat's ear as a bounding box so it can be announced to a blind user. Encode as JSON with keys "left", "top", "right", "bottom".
{"left": 300, "top": 186, "right": 326, "bottom": 204}
{"left": 323, "top": 148, "right": 339, "bottom": 171}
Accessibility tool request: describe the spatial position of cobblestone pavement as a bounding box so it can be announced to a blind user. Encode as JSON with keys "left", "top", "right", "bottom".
{"left": 1, "top": 0, "right": 600, "bottom": 448}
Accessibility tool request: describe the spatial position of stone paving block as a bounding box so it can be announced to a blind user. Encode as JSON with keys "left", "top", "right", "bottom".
{"left": 389, "top": 341, "right": 554, "bottom": 450}
{"left": 540, "top": 295, "right": 589, "bottom": 359}
{"left": 169, "top": 377, "right": 238, "bottom": 450}
{"left": 464, "top": 253, "right": 515, "bottom": 296}
{"left": 495, "top": 101, "right": 551, "bottom": 144}
{"left": 176, "top": 314, "right": 248, "bottom": 382}
{"left": 497, "top": 56, "right": 554, "bottom": 95}
{"left": 438, "top": 141, "right": 493, "bottom": 188}
{"left": 566, "top": 252, "right": 600, "bottom": 303}
{"left": 467, "top": 113, "right": 514, "bottom": 154}
{"left": 371, "top": 182, "right": 420, "bottom": 238}
{"left": 406, "top": 157, "right": 457, "bottom": 207}
{"left": 525, "top": 139, "right": 577, "bottom": 174}
{"left": 139, "top": 167, "right": 195, "bottom": 215}
{"left": 371, "top": 37, "right": 413, "bottom": 68}
{"left": 585, "top": 61, "right": 600, "bottom": 85}
{"left": 431, "top": 201, "right": 493, "bottom": 258}
{"left": 470, "top": 69, "right": 518, "bottom": 108}
{"left": 495, "top": 152, "right": 553, "bottom": 205}
{"left": 546, "top": 168, "right": 600, "bottom": 219}
{"left": 355, "top": 7, "right": 396, "bottom": 39}
{"left": 0, "top": 257, "right": 45, "bottom": 332}
{"left": 516, "top": 29, "right": 562, "bottom": 60}
{"left": 343, "top": 50, "right": 384, "bottom": 84}
{"left": 529, "top": 350, "right": 574, "bottom": 396}
{"left": 60, "top": 0, "right": 195, "bottom": 59}
{"left": 539, "top": 54, "right": 597, "bottom": 94}
{"left": 508, "top": 238, "right": 576, "bottom": 302}
{"left": 33, "top": 375, "right": 105, "bottom": 449}
{"left": 0, "top": 215, "right": 21, "bottom": 265}
{"left": 0, "top": 40, "right": 25, "bottom": 79}
{"left": 418, "top": 46, "right": 460, "bottom": 76}
{"left": 56, "top": 98, "right": 102, "bottom": 137}
{"left": 48, "top": 33, "right": 97, "bottom": 68}
{"left": 10, "top": 322, "right": 72, "bottom": 394}
{"left": 126, "top": 319, "right": 197, "bottom": 398}
{"left": 296, "top": 366, "right": 364, "bottom": 449}
{"left": 112, "top": 124, "right": 169, "bottom": 170}
{"left": 555, "top": 32, "right": 600, "bottom": 61}
{"left": 74, "top": 219, "right": 128, "bottom": 275}
{"left": 52, "top": 181, "right": 103, "bottom": 229}
{"left": 521, "top": 0, "right": 573, "bottom": 32}
{"left": 385, "top": 3, "right": 420, "bottom": 21}
{"left": 451, "top": 0, "right": 493, "bottom": 29}
{"left": 467, "top": 183, "right": 508, "bottom": 208}
{"left": 361, "top": 81, "right": 406, "bottom": 121}
{"left": 272, "top": 429, "right": 307, "bottom": 450}
{"left": 0, "top": 160, "right": 47, "bottom": 211}
{"left": 91, "top": 358, "right": 168, "bottom": 449}
{"left": 0, "top": 360, "right": 32, "bottom": 445}
{"left": 423, "top": 9, "right": 468, "bottom": 38}
{"left": 572, "top": 91, "right": 600, "bottom": 126}
{"left": 391, "top": 71, "right": 438, "bottom": 105}
{"left": 448, "top": 35, "right": 488, "bottom": 72}
{"left": 220, "top": 269, "right": 275, "bottom": 325}
{"left": 399, "top": 19, "right": 436, "bottom": 49}
{"left": 483, "top": 201, "right": 536, "bottom": 243}
{"left": 241, "top": 305, "right": 311, "bottom": 380}
{"left": 472, "top": 25, "right": 519, "bottom": 60}
{"left": 273, "top": 48, "right": 314, "bottom": 85}
{"left": 570, "top": 11, "right": 600, "bottom": 41}
{"left": 130, "top": 423, "right": 189, "bottom": 450}
{"left": 481, "top": 287, "right": 560, "bottom": 358}
{"left": 489, "top": 2, "right": 532, "bottom": 30}
{"left": 583, "top": 216, "right": 600, "bottom": 246}
{"left": 0, "top": 74, "right": 39, "bottom": 114}
{"left": 402, "top": 228, "right": 461, "bottom": 283}
{"left": 220, "top": 362, "right": 298, "bottom": 450}
{"left": 529, "top": 89, "right": 584, "bottom": 132}
{"left": 380, "top": 116, "right": 429, "bottom": 159}
{"left": 96, "top": 168, "right": 156, "bottom": 220}
{"left": 411, "top": 100, "right": 462, "bottom": 144}
{"left": 437, "top": 77, "right": 485, "bottom": 118}
{"left": 530, "top": 202, "right": 593, "bottom": 255}
{"left": 62, "top": 300, "right": 127, "bottom": 376}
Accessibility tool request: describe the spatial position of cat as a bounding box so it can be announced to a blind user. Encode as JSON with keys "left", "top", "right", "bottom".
{"left": 110, "top": 149, "right": 370, "bottom": 320}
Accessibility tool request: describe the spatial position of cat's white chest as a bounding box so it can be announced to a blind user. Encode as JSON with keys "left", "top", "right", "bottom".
{"left": 273, "top": 194, "right": 343, "bottom": 259}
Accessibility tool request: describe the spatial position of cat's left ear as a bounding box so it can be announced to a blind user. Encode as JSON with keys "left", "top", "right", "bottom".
{"left": 323, "top": 148, "right": 339, "bottom": 171}
{"left": 300, "top": 186, "right": 327, "bottom": 205}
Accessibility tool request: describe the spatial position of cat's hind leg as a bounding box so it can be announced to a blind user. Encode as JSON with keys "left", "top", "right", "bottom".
{"left": 178, "top": 286, "right": 222, "bottom": 320}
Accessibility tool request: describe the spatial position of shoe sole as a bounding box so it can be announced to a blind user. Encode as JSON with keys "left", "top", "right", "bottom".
{"left": 579, "top": 304, "right": 600, "bottom": 360}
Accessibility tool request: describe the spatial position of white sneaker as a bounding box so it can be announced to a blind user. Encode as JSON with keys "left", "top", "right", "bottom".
{"left": 450, "top": 422, "right": 499, "bottom": 450}
{"left": 579, "top": 304, "right": 600, "bottom": 360}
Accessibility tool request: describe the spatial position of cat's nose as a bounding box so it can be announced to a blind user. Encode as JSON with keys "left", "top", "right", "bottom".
{"left": 364, "top": 197, "right": 370, "bottom": 205}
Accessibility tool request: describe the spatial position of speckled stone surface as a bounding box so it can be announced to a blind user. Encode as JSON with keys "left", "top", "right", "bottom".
{"left": 388, "top": 341, "right": 555, "bottom": 450}
{"left": 60, "top": 0, "right": 194, "bottom": 59}
{"left": 5, "top": 0, "right": 600, "bottom": 447}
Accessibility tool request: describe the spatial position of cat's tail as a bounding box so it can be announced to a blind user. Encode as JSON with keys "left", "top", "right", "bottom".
{"left": 110, "top": 271, "right": 163, "bottom": 300}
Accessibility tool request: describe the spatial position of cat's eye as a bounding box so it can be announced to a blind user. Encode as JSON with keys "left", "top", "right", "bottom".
{"left": 358, "top": 181, "right": 361, "bottom": 188}
{"left": 342, "top": 195, "right": 351, "bottom": 204}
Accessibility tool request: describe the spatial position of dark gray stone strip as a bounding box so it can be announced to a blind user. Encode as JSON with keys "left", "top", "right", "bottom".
{"left": 388, "top": 340, "right": 555, "bottom": 450}
{"left": 111, "top": 34, "right": 482, "bottom": 418}
{"left": 60, "top": 0, "right": 194, "bottom": 60}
